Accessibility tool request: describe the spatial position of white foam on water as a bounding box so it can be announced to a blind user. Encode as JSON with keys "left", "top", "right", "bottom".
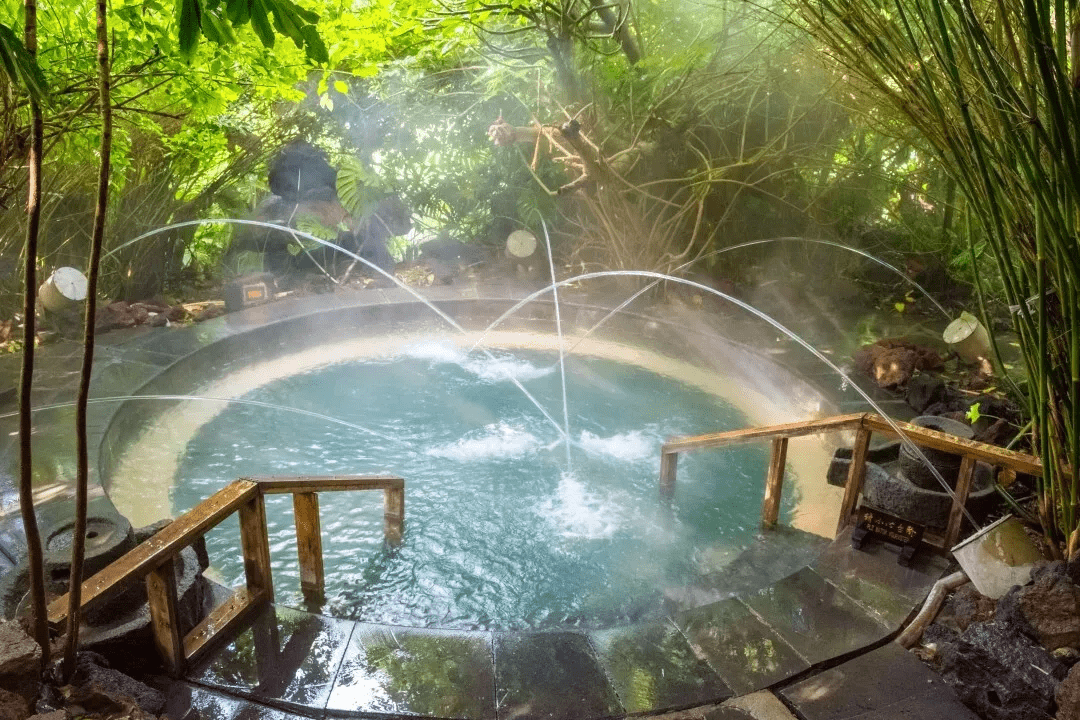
{"left": 577, "top": 429, "right": 656, "bottom": 463}
{"left": 427, "top": 423, "right": 542, "bottom": 461}
{"left": 462, "top": 356, "right": 553, "bottom": 383}
{"left": 400, "top": 340, "right": 467, "bottom": 364}
{"left": 401, "top": 340, "right": 552, "bottom": 383}
{"left": 539, "top": 470, "right": 623, "bottom": 540}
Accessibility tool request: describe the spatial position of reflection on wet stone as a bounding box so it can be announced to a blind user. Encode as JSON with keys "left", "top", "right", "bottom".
{"left": 590, "top": 622, "right": 732, "bottom": 713}
{"left": 741, "top": 568, "right": 890, "bottom": 665}
{"left": 326, "top": 624, "right": 496, "bottom": 718}
{"left": 494, "top": 631, "right": 622, "bottom": 720}
{"left": 188, "top": 604, "right": 352, "bottom": 711}
{"left": 675, "top": 597, "right": 808, "bottom": 696}
{"left": 166, "top": 682, "right": 314, "bottom": 720}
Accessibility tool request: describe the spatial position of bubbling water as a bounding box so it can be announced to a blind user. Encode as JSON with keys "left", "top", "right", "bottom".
{"left": 111, "top": 340, "right": 790, "bottom": 630}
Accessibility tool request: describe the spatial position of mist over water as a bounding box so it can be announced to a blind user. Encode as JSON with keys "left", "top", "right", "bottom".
{"left": 132, "top": 346, "right": 778, "bottom": 629}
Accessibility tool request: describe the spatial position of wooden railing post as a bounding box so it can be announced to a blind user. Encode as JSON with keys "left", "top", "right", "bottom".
{"left": 761, "top": 437, "right": 789, "bottom": 530}
{"left": 292, "top": 492, "right": 325, "bottom": 602}
{"left": 239, "top": 493, "right": 275, "bottom": 603}
{"left": 837, "top": 425, "right": 872, "bottom": 534}
{"left": 146, "top": 556, "right": 183, "bottom": 676}
{"left": 945, "top": 455, "right": 978, "bottom": 547}
{"left": 659, "top": 451, "right": 678, "bottom": 495}
{"left": 384, "top": 486, "right": 404, "bottom": 546}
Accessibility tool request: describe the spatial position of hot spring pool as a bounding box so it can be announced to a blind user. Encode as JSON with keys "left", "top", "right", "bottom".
{"left": 109, "top": 330, "right": 798, "bottom": 631}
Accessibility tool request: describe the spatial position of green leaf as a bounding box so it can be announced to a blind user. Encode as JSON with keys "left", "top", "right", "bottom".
{"left": 0, "top": 23, "right": 51, "bottom": 106}
{"left": 966, "top": 402, "right": 981, "bottom": 423}
{"left": 201, "top": 8, "right": 237, "bottom": 45}
{"left": 177, "top": 0, "right": 203, "bottom": 59}
{"left": 225, "top": 0, "right": 251, "bottom": 26}
{"left": 333, "top": 79, "right": 348, "bottom": 93}
{"left": 250, "top": 0, "right": 275, "bottom": 47}
{"left": 299, "top": 23, "right": 328, "bottom": 63}
{"left": 894, "top": 301, "right": 905, "bottom": 312}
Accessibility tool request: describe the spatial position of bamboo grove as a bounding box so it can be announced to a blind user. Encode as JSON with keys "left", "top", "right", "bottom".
{"left": 796, "top": 0, "right": 1080, "bottom": 551}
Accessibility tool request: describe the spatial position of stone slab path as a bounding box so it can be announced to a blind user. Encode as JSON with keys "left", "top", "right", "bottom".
{"left": 165, "top": 529, "right": 958, "bottom": 720}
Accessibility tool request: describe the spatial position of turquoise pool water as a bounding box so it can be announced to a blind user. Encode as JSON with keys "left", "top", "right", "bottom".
{"left": 169, "top": 343, "right": 776, "bottom": 629}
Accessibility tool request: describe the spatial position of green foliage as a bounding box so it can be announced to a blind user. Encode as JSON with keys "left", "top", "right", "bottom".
{"left": 0, "top": 23, "right": 49, "bottom": 105}
{"left": 796, "top": 0, "right": 1080, "bottom": 550}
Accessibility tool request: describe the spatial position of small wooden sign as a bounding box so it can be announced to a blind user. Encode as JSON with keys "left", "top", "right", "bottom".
{"left": 851, "top": 504, "right": 924, "bottom": 566}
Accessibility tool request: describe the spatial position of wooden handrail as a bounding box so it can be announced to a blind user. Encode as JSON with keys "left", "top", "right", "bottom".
{"left": 47, "top": 479, "right": 260, "bottom": 627}
{"left": 660, "top": 413, "right": 867, "bottom": 453}
{"left": 659, "top": 412, "right": 1051, "bottom": 549}
{"left": 47, "top": 474, "right": 404, "bottom": 677}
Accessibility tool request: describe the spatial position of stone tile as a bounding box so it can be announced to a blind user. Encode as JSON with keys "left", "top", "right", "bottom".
{"left": 811, "top": 528, "right": 948, "bottom": 618}
{"left": 188, "top": 603, "right": 353, "bottom": 712}
{"left": 741, "top": 568, "right": 890, "bottom": 665}
{"left": 721, "top": 690, "right": 798, "bottom": 719}
{"left": 675, "top": 598, "right": 808, "bottom": 696}
{"left": 493, "top": 631, "right": 622, "bottom": 720}
{"left": 590, "top": 621, "right": 731, "bottom": 713}
{"left": 703, "top": 707, "right": 755, "bottom": 720}
{"left": 779, "top": 642, "right": 978, "bottom": 719}
{"left": 326, "top": 624, "right": 496, "bottom": 718}
{"left": 89, "top": 360, "right": 162, "bottom": 398}
{"left": 166, "top": 682, "right": 312, "bottom": 720}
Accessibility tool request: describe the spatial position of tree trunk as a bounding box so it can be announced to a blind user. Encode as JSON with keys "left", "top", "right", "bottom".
{"left": 18, "top": 0, "right": 50, "bottom": 667}
{"left": 62, "top": 0, "right": 111, "bottom": 680}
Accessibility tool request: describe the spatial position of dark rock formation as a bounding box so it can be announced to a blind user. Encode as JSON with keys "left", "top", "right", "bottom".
{"left": 938, "top": 584, "right": 997, "bottom": 634}
{"left": 1017, "top": 562, "right": 1080, "bottom": 650}
{"left": 1057, "top": 664, "right": 1080, "bottom": 720}
{"left": 0, "top": 621, "right": 40, "bottom": 702}
{"left": 906, "top": 373, "right": 954, "bottom": 414}
{"left": 0, "top": 687, "right": 30, "bottom": 720}
{"left": 939, "top": 620, "right": 1064, "bottom": 720}
{"left": 74, "top": 653, "right": 165, "bottom": 715}
{"left": 854, "top": 338, "right": 944, "bottom": 389}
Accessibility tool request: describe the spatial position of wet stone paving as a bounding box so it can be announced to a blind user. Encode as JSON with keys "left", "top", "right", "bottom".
{"left": 166, "top": 528, "right": 952, "bottom": 720}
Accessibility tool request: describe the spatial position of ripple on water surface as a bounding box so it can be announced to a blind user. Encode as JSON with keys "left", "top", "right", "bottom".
{"left": 147, "top": 347, "right": 782, "bottom": 630}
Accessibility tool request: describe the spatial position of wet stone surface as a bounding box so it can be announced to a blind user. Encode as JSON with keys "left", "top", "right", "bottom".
{"left": 811, "top": 526, "right": 948, "bottom": 629}
{"left": 779, "top": 642, "right": 979, "bottom": 720}
{"left": 493, "top": 631, "right": 622, "bottom": 720}
{"left": 167, "top": 682, "right": 313, "bottom": 720}
{"left": 188, "top": 604, "right": 352, "bottom": 712}
{"left": 740, "top": 567, "right": 890, "bottom": 666}
{"left": 590, "top": 621, "right": 732, "bottom": 712}
{"left": 326, "top": 624, "right": 496, "bottom": 718}
{"left": 675, "top": 598, "right": 808, "bottom": 696}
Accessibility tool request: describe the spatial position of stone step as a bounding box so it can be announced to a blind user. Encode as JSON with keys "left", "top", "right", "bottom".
{"left": 182, "top": 530, "right": 950, "bottom": 719}
{"left": 664, "top": 525, "right": 832, "bottom": 613}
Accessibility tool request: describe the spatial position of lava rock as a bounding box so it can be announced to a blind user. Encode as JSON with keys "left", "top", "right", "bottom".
{"left": 1057, "top": 663, "right": 1080, "bottom": 720}
{"left": 998, "top": 584, "right": 1040, "bottom": 637}
{"left": 939, "top": 584, "right": 997, "bottom": 633}
{"left": 1018, "top": 562, "right": 1080, "bottom": 650}
{"left": 906, "top": 373, "right": 953, "bottom": 413}
{"left": 923, "top": 621, "right": 961, "bottom": 648}
{"left": 76, "top": 653, "right": 165, "bottom": 715}
{"left": 854, "top": 338, "right": 944, "bottom": 389}
{"left": 27, "top": 712, "right": 64, "bottom": 720}
{"left": 940, "top": 620, "right": 1065, "bottom": 719}
{"left": 0, "top": 621, "right": 41, "bottom": 701}
{"left": 0, "top": 687, "right": 30, "bottom": 720}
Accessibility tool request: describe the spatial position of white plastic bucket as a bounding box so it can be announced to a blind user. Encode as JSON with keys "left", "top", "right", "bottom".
{"left": 952, "top": 515, "right": 1044, "bottom": 598}
{"left": 943, "top": 311, "right": 991, "bottom": 364}
{"left": 38, "top": 266, "right": 88, "bottom": 313}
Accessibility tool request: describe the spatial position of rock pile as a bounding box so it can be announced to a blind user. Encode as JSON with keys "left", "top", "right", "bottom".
{"left": 923, "top": 560, "right": 1080, "bottom": 719}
